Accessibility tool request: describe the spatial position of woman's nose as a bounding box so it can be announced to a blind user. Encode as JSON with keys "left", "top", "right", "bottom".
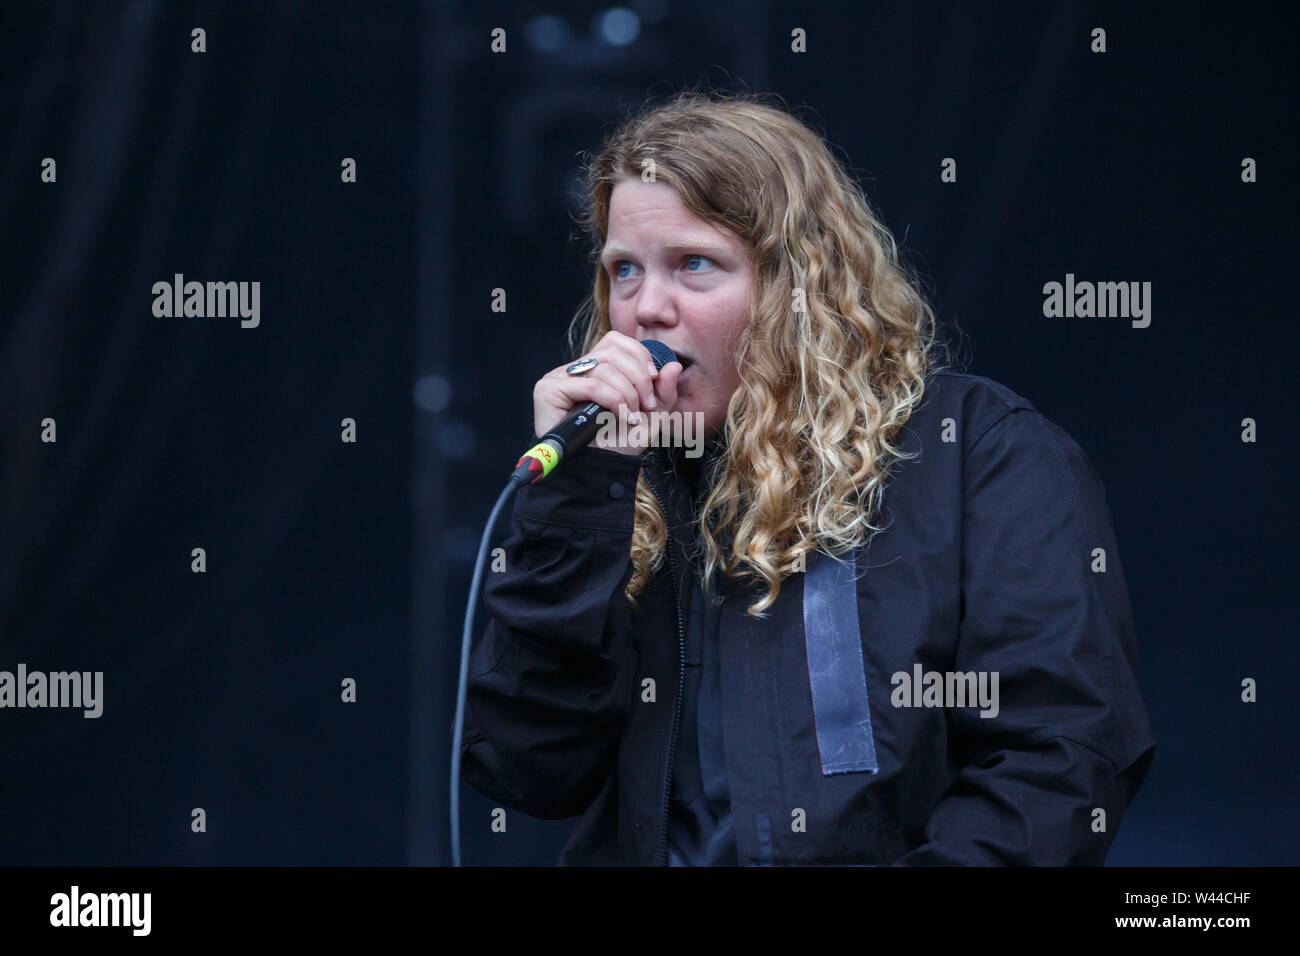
{"left": 634, "top": 273, "right": 677, "bottom": 327}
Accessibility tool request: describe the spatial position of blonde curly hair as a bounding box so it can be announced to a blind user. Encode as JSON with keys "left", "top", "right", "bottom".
{"left": 569, "top": 89, "right": 948, "bottom": 616}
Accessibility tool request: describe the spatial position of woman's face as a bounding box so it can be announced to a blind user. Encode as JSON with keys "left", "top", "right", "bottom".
{"left": 601, "top": 177, "right": 755, "bottom": 437}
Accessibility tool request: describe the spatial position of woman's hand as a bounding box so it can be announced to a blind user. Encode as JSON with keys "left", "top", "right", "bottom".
{"left": 533, "top": 330, "right": 684, "bottom": 456}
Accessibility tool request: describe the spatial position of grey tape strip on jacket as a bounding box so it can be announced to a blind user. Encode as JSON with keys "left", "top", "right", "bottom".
{"left": 802, "top": 549, "right": 879, "bottom": 775}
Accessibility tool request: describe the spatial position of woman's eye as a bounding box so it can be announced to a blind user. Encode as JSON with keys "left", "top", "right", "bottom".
{"left": 612, "top": 256, "right": 713, "bottom": 279}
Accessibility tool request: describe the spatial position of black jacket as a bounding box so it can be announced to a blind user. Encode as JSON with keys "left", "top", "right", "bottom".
{"left": 460, "top": 370, "right": 1156, "bottom": 865}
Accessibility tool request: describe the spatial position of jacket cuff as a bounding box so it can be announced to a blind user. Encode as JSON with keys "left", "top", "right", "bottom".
{"left": 513, "top": 433, "right": 644, "bottom": 531}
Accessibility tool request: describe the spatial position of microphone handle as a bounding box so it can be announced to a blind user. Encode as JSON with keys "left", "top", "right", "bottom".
{"left": 544, "top": 400, "right": 606, "bottom": 452}
{"left": 511, "top": 401, "right": 607, "bottom": 484}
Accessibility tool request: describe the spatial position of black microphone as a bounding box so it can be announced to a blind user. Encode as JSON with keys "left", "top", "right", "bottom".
{"left": 510, "top": 340, "right": 678, "bottom": 484}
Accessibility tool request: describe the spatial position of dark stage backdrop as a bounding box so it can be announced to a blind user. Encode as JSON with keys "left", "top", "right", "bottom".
{"left": 0, "top": 0, "right": 1295, "bottom": 867}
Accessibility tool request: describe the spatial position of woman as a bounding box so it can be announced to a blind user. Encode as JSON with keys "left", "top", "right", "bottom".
{"left": 460, "top": 90, "right": 1155, "bottom": 865}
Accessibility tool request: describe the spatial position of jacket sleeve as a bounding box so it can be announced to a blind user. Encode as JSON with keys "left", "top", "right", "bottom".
{"left": 458, "top": 437, "right": 645, "bottom": 819}
{"left": 894, "top": 408, "right": 1156, "bottom": 865}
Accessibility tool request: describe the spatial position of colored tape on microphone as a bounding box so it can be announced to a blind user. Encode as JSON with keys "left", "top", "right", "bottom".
{"left": 518, "top": 440, "right": 560, "bottom": 479}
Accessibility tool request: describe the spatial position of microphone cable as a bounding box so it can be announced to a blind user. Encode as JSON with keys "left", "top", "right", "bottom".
{"left": 450, "top": 475, "right": 522, "bottom": 868}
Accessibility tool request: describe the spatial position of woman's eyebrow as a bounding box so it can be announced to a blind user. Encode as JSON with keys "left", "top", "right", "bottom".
{"left": 601, "top": 240, "right": 733, "bottom": 264}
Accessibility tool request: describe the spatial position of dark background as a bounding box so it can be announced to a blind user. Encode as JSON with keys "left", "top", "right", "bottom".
{"left": 0, "top": 0, "right": 1295, "bottom": 866}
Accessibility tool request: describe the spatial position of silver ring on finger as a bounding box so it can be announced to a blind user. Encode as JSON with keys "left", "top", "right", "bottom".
{"left": 566, "top": 356, "right": 600, "bottom": 376}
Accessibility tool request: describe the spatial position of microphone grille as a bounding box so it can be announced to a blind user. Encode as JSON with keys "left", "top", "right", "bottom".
{"left": 642, "top": 340, "right": 678, "bottom": 372}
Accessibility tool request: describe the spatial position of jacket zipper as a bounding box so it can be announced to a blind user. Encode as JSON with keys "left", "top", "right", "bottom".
{"left": 639, "top": 449, "right": 685, "bottom": 867}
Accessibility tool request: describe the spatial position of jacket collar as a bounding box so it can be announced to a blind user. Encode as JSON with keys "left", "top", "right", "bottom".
{"left": 641, "top": 433, "right": 731, "bottom": 583}
{"left": 641, "top": 433, "right": 727, "bottom": 510}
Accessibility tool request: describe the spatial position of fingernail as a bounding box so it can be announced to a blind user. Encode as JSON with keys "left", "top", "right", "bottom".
{"left": 646, "top": 393, "right": 657, "bottom": 409}
{"left": 647, "top": 361, "right": 658, "bottom": 378}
